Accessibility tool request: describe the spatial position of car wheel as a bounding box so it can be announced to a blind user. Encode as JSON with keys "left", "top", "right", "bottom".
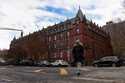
{"left": 112, "top": 63, "right": 116, "bottom": 67}
{"left": 94, "top": 64, "right": 98, "bottom": 67}
{"left": 58, "top": 64, "right": 62, "bottom": 67}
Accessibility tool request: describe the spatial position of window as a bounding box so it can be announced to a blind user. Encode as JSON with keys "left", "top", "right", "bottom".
{"left": 88, "top": 25, "right": 91, "bottom": 29}
{"left": 54, "top": 53, "right": 57, "bottom": 58}
{"left": 49, "top": 45, "right": 51, "bottom": 49}
{"left": 54, "top": 44, "right": 56, "bottom": 48}
{"left": 67, "top": 32, "right": 70, "bottom": 37}
{"left": 60, "top": 33, "right": 63, "bottom": 38}
{"left": 60, "top": 52, "right": 63, "bottom": 58}
{"left": 55, "top": 29, "right": 57, "bottom": 33}
{"left": 67, "top": 50, "right": 70, "bottom": 61}
{"left": 76, "top": 28, "right": 80, "bottom": 33}
{"left": 49, "top": 37, "right": 51, "bottom": 41}
{"left": 54, "top": 35, "right": 57, "bottom": 40}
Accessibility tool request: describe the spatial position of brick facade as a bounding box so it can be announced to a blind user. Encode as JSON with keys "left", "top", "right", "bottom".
{"left": 9, "top": 30, "right": 48, "bottom": 61}
{"left": 9, "top": 8, "right": 113, "bottom": 65}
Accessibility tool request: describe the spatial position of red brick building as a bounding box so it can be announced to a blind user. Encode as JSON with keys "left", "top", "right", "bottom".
{"left": 9, "top": 8, "right": 112, "bottom": 65}
{"left": 9, "top": 30, "right": 48, "bottom": 61}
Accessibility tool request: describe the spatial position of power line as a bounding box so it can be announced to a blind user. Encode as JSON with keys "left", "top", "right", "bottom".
{"left": 0, "top": 27, "right": 23, "bottom": 31}
{"left": 0, "top": 27, "right": 23, "bottom": 37}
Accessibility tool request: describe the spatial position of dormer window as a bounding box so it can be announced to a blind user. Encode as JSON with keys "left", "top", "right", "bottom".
{"left": 88, "top": 25, "right": 91, "bottom": 29}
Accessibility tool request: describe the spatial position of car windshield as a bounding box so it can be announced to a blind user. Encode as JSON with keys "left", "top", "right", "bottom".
{"left": 101, "top": 56, "right": 118, "bottom": 61}
{"left": 0, "top": 58, "right": 5, "bottom": 63}
{"left": 56, "top": 60, "right": 63, "bottom": 62}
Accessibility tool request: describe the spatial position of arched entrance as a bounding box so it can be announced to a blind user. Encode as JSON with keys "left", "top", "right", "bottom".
{"left": 72, "top": 40, "right": 84, "bottom": 66}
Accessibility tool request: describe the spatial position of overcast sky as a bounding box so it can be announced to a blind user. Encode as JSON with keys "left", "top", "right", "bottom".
{"left": 0, "top": 0, "right": 125, "bottom": 49}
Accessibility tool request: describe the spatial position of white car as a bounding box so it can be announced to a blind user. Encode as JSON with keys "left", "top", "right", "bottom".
{"left": 37, "top": 60, "right": 50, "bottom": 67}
{"left": 0, "top": 58, "right": 8, "bottom": 66}
{"left": 51, "top": 60, "right": 69, "bottom": 67}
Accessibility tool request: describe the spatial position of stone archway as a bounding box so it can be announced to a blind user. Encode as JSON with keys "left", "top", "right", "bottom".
{"left": 72, "top": 40, "right": 84, "bottom": 66}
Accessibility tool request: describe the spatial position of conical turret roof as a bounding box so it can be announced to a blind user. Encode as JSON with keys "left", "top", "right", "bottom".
{"left": 76, "top": 7, "right": 86, "bottom": 21}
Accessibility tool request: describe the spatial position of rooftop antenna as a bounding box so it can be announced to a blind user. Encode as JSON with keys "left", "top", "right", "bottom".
{"left": 79, "top": 5, "right": 80, "bottom": 9}
{"left": 71, "top": 0, "right": 77, "bottom": 14}
{"left": 77, "top": 0, "right": 80, "bottom": 9}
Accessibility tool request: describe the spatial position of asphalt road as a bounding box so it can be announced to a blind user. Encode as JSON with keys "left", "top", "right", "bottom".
{"left": 0, "top": 66, "right": 125, "bottom": 83}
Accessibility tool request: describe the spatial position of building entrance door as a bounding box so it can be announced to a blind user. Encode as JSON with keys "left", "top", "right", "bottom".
{"left": 72, "top": 41, "right": 84, "bottom": 66}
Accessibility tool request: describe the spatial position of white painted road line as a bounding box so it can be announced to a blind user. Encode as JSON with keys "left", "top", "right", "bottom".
{"left": 1, "top": 78, "right": 13, "bottom": 82}
{"left": 0, "top": 68, "right": 6, "bottom": 70}
{"left": 33, "top": 69, "right": 47, "bottom": 74}
{"left": 72, "top": 77, "right": 116, "bottom": 82}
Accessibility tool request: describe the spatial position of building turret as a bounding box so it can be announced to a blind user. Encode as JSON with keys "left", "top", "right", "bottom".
{"left": 76, "top": 7, "right": 86, "bottom": 21}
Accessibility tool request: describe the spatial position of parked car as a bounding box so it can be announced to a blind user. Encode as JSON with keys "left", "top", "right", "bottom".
{"left": 51, "top": 60, "right": 69, "bottom": 67}
{"left": 92, "top": 56, "right": 121, "bottom": 67}
{"left": 0, "top": 58, "right": 7, "bottom": 66}
{"left": 118, "top": 58, "right": 125, "bottom": 66}
{"left": 35, "top": 60, "right": 50, "bottom": 67}
{"left": 19, "top": 59, "right": 34, "bottom": 66}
